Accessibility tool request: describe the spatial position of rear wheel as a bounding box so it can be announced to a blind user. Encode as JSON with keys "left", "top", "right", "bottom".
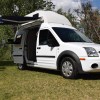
{"left": 17, "top": 57, "right": 28, "bottom": 70}
{"left": 18, "top": 61, "right": 27, "bottom": 70}
{"left": 60, "top": 57, "right": 78, "bottom": 79}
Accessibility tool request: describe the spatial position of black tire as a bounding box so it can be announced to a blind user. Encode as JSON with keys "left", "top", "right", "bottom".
{"left": 60, "top": 57, "right": 78, "bottom": 79}
{"left": 18, "top": 63, "right": 27, "bottom": 70}
{"left": 18, "top": 57, "right": 27, "bottom": 70}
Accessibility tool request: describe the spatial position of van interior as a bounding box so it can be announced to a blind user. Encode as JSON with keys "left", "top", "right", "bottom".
{"left": 25, "top": 26, "right": 40, "bottom": 62}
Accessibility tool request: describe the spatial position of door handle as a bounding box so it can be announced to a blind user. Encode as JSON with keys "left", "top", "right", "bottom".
{"left": 37, "top": 47, "right": 41, "bottom": 49}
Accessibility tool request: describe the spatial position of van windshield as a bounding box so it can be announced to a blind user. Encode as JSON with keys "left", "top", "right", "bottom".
{"left": 53, "top": 27, "right": 92, "bottom": 43}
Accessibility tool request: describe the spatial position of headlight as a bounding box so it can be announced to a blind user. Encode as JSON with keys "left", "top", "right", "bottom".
{"left": 84, "top": 47, "right": 99, "bottom": 57}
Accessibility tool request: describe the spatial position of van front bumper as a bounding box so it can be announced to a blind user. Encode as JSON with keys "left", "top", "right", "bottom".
{"left": 80, "top": 57, "right": 100, "bottom": 72}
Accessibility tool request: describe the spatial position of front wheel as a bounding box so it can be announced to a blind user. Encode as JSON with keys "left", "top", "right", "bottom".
{"left": 60, "top": 57, "right": 78, "bottom": 79}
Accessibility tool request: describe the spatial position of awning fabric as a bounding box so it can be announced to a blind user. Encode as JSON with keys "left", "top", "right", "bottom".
{"left": 0, "top": 13, "right": 39, "bottom": 25}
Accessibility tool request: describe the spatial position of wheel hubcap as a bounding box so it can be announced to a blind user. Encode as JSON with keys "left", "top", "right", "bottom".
{"left": 19, "top": 65, "right": 23, "bottom": 69}
{"left": 62, "top": 61, "right": 73, "bottom": 77}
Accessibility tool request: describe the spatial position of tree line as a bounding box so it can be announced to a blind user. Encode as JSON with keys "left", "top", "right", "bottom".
{"left": 0, "top": 0, "right": 100, "bottom": 60}
{"left": 57, "top": 1, "right": 100, "bottom": 43}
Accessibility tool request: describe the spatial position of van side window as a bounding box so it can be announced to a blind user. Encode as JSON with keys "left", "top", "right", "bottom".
{"left": 39, "top": 29, "right": 59, "bottom": 46}
{"left": 14, "top": 34, "right": 22, "bottom": 44}
{"left": 39, "top": 30, "right": 48, "bottom": 45}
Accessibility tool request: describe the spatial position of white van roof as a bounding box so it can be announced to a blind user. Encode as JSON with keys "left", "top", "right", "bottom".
{"left": 26, "top": 10, "right": 72, "bottom": 26}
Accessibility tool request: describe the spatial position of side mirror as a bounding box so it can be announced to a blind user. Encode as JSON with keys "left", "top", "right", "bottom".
{"left": 47, "top": 40, "right": 53, "bottom": 47}
{"left": 47, "top": 39, "right": 59, "bottom": 47}
{"left": 7, "top": 39, "right": 14, "bottom": 44}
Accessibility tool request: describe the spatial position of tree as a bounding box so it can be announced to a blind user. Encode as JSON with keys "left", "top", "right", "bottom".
{"left": 0, "top": 0, "right": 55, "bottom": 60}
{"left": 75, "top": 1, "right": 100, "bottom": 43}
{"left": 0, "top": 0, "right": 55, "bottom": 16}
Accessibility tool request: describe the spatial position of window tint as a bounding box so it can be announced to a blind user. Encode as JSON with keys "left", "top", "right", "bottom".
{"left": 53, "top": 27, "right": 92, "bottom": 43}
{"left": 39, "top": 30, "right": 48, "bottom": 45}
{"left": 39, "top": 29, "right": 58, "bottom": 46}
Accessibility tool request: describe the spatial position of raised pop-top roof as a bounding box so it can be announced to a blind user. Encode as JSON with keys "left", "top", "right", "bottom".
{"left": 26, "top": 10, "right": 72, "bottom": 26}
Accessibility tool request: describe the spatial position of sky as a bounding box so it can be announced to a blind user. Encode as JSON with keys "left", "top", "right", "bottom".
{"left": 51, "top": 0, "right": 100, "bottom": 11}
{"left": 92, "top": 0, "right": 100, "bottom": 9}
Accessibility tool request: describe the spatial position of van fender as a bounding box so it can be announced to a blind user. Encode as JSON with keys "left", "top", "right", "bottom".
{"left": 57, "top": 50, "right": 84, "bottom": 73}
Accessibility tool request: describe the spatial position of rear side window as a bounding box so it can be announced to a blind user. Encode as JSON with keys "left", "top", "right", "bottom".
{"left": 14, "top": 34, "right": 22, "bottom": 44}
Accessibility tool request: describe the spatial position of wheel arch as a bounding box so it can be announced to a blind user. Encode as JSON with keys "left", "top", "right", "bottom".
{"left": 57, "top": 50, "right": 84, "bottom": 73}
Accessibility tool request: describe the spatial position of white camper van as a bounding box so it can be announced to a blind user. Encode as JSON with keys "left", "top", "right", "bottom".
{"left": 10, "top": 11, "right": 100, "bottom": 79}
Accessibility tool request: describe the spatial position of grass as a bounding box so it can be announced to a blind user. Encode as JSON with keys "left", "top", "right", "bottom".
{"left": 0, "top": 63, "right": 100, "bottom": 100}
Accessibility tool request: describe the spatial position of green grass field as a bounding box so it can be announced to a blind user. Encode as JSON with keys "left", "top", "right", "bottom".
{"left": 0, "top": 63, "right": 100, "bottom": 100}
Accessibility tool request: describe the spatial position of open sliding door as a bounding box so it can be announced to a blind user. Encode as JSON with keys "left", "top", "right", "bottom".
{"left": 13, "top": 20, "right": 42, "bottom": 64}
{"left": 0, "top": 14, "right": 43, "bottom": 64}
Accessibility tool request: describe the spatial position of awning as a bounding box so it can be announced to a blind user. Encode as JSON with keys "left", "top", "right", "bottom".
{"left": 0, "top": 13, "right": 39, "bottom": 25}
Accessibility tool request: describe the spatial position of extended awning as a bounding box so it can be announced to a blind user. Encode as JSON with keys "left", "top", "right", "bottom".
{"left": 0, "top": 13, "right": 40, "bottom": 25}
